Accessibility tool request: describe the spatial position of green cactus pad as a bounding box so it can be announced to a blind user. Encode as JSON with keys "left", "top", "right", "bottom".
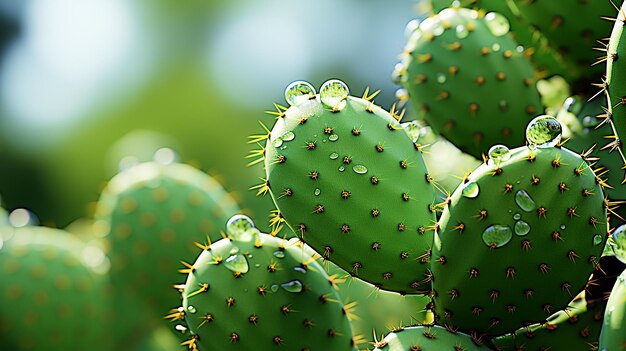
{"left": 372, "top": 325, "right": 492, "bottom": 350}
{"left": 515, "top": 0, "right": 614, "bottom": 82}
{"left": 95, "top": 161, "right": 239, "bottom": 321}
{"left": 599, "top": 268, "right": 626, "bottom": 350}
{"left": 432, "top": 144, "right": 608, "bottom": 336}
{"left": 396, "top": 7, "right": 542, "bottom": 158}
{"left": 263, "top": 81, "right": 437, "bottom": 293}
{"left": 178, "top": 229, "right": 356, "bottom": 351}
{"left": 0, "top": 226, "right": 109, "bottom": 351}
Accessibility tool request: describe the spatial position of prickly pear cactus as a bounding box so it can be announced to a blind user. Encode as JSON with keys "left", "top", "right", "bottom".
{"left": 372, "top": 325, "right": 492, "bottom": 351}
{"left": 176, "top": 216, "right": 356, "bottom": 351}
{"left": 514, "top": 0, "right": 614, "bottom": 82}
{"left": 599, "top": 268, "right": 626, "bottom": 350}
{"left": 0, "top": 226, "right": 109, "bottom": 351}
{"left": 261, "top": 80, "right": 437, "bottom": 293}
{"left": 432, "top": 116, "right": 608, "bottom": 336}
{"left": 395, "top": 7, "right": 543, "bottom": 157}
{"left": 429, "top": 0, "right": 575, "bottom": 78}
{"left": 95, "top": 160, "right": 239, "bottom": 321}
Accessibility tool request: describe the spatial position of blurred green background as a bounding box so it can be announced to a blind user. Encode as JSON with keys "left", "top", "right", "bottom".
{"left": 0, "top": 0, "right": 423, "bottom": 232}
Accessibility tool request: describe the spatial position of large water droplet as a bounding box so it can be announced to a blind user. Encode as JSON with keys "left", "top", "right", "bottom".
{"left": 613, "top": 224, "right": 626, "bottom": 263}
{"left": 485, "top": 12, "right": 510, "bottom": 37}
{"left": 226, "top": 215, "right": 255, "bottom": 242}
{"left": 352, "top": 164, "right": 368, "bottom": 174}
{"left": 281, "top": 280, "right": 303, "bottom": 293}
{"left": 526, "top": 115, "right": 562, "bottom": 148}
{"left": 187, "top": 306, "right": 197, "bottom": 314}
{"left": 593, "top": 234, "right": 604, "bottom": 246}
{"left": 285, "top": 81, "right": 316, "bottom": 106}
{"left": 270, "top": 284, "right": 279, "bottom": 293}
{"left": 401, "top": 121, "right": 421, "bottom": 142}
{"left": 482, "top": 225, "right": 513, "bottom": 248}
{"left": 273, "top": 250, "right": 285, "bottom": 259}
{"left": 330, "top": 152, "right": 339, "bottom": 160}
{"left": 515, "top": 190, "right": 536, "bottom": 212}
{"left": 224, "top": 254, "right": 249, "bottom": 273}
{"left": 320, "top": 79, "right": 349, "bottom": 110}
{"left": 461, "top": 182, "right": 480, "bottom": 198}
{"left": 293, "top": 267, "right": 307, "bottom": 274}
{"left": 281, "top": 131, "right": 295, "bottom": 142}
{"left": 514, "top": 220, "right": 531, "bottom": 236}
{"left": 455, "top": 24, "right": 469, "bottom": 38}
{"left": 154, "top": 148, "right": 178, "bottom": 165}
{"left": 329, "top": 134, "right": 339, "bottom": 142}
{"left": 488, "top": 144, "right": 511, "bottom": 166}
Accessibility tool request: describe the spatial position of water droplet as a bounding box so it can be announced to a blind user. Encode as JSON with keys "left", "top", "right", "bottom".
{"left": 401, "top": 120, "right": 421, "bottom": 142}
{"left": 526, "top": 115, "right": 562, "bottom": 148}
{"left": 352, "top": 164, "right": 368, "bottom": 174}
{"left": 281, "top": 280, "right": 303, "bottom": 293}
{"left": 455, "top": 24, "right": 469, "bottom": 38}
{"left": 405, "top": 19, "right": 420, "bottom": 38}
{"left": 320, "top": 79, "right": 349, "bottom": 110}
{"left": 271, "top": 284, "right": 279, "bottom": 293}
{"left": 391, "top": 64, "right": 404, "bottom": 85}
{"left": 154, "top": 148, "right": 178, "bottom": 165}
{"left": 593, "top": 234, "right": 604, "bottom": 246}
{"left": 229, "top": 247, "right": 240, "bottom": 254}
{"left": 560, "top": 224, "right": 566, "bottom": 230}
{"left": 329, "top": 134, "right": 339, "bottom": 142}
{"left": 339, "top": 166, "right": 345, "bottom": 172}
{"left": 175, "top": 325, "right": 188, "bottom": 333}
{"left": 482, "top": 225, "right": 513, "bottom": 248}
{"left": 461, "top": 182, "right": 480, "bottom": 198}
{"left": 514, "top": 221, "right": 531, "bottom": 236}
{"left": 515, "top": 190, "right": 536, "bottom": 212}
{"left": 247, "top": 254, "right": 253, "bottom": 259}
{"left": 255, "top": 263, "right": 260, "bottom": 268}
{"left": 395, "top": 88, "right": 409, "bottom": 102}
{"left": 293, "top": 267, "right": 307, "bottom": 274}
{"left": 187, "top": 306, "right": 197, "bottom": 314}
{"left": 281, "top": 131, "right": 295, "bottom": 142}
{"left": 564, "top": 96, "right": 582, "bottom": 115}
{"left": 330, "top": 152, "right": 339, "bottom": 160}
{"left": 224, "top": 254, "right": 249, "bottom": 273}
{"left": 513, "top": 213, "right": 521, "bottom": 220}
{"left": 285, "top": 81, "right": 316, "bottom": 106}
{"left": 485, "top": 12, "right": 510, "bottom": 37}
{"left": 436, "top": 72, "right": 447, "bottom": 84}
{"left": 280, "top": 145, "right": 287, "bottom": 150}
{"left": 226, "top": 215, "right": 255, "bottom": 242}
{"left": 314, "top": 188, "right": 321, "bottom": 196}
{"left": 613, "top": 224, "right": 626, "bottom": 263}
{"left": 273, "top": 250, "right": 285, "bottom": 259}
{"left": 492, "top": 43, "right": 501, "bottom": 52}
{"left": 488, "top": 144, "right": 511, "bottom": 166}
{"left": 8, "top": 208, "right": 38, "bottom": 227}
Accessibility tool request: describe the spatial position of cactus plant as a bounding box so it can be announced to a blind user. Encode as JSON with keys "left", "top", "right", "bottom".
{"left": 0, "top": 226, "right": 109, "bottom": 351}
{"left": 372, "top": 324, "right": 492, "bottom": 350}
{"left": 599, "top": 268, "right": 626, "bottom": 350}
{"left": 432, "top": 118, "right": 608, "bottom": 336}
{"left": 95, "top": 160, "right": 240, "bottom": 325}
{"left": 259, "top": 80, "right": 437, "bottom": 293}
{"left": 176, "top": 215, "right": 357, "bottom": 350}
{"left": 395, "top": 7, "right": 543, "bottom": 157}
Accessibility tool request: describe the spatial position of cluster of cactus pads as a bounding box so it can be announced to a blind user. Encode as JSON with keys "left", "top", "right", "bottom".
{"left": 5, "top": 0, "right": 626, "bottom": 350}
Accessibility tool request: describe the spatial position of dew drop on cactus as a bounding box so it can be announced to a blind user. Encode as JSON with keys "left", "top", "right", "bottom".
{"left": 593, "top": 234, "right": 604, "bottom": 246}
{"left": 281, "top": 131, "right": 295, "bottom": 142}
{"left": 436, "top": 73, "right": 446, "bottom": 84}
{"left": 187, "top": 305, "right": 197, "bottom": 314}
{"left": 154, "top": 147, "right": 178, "bottom": 165}
{"left": 525, "top": 115, "right": 562, "bottom": 148}
{"left": 329, "top": 152, "right": 339, "bottom": 160}
{"left": 482, "top": 224, "right": 513, "bottom": 248}
{"left": 280, "top": 280, "right": 303, "bottom": 293}
{"left": 314, "top": 188, "right": 321, "bottom": 196}
{"left": 488, "top": 144, "right": 511, "bottom": 166}
{"left": 320, "top": 79, "right": 349, "bottom": 109}
{"left": 273, "top": 250, "right": 285, "bottom": 259}
{"left": 612, "top": 224, "right": 626, "bottom": 263}
{"left": 270, "top": 284, "right": 279, "bottom": 292}
{"left": 515, "top": 190, "right": 536, "bottom": 212}
{"left": 329, "top": 134, "right": 339, "bottom": 142}
{"left": 455, "top": 24, "right": 469, "bottom": 39}
{"left": 404, "top": 19, "right": 419, "bottom": 38}
{"left": 513, "top": 213, "right": 521, "bottom": 220}
{"left": 175, "top": 325, "right": 188, "bottom": 333}
{"left": 224, "top": 254, "right": 249, "bottom": 273}
{"left": 284, "top": 81, "right": 316, "bottom": 106}
{"left": 293, "top": 267, "right": 306, "bottom": 274}
{"left": 514, "top": 220, "right": 531, "bottom": 236}
{"left": 461, "top": 182, "right": 480, "bottom": 198}
{"left": 226, "top": 214, "right": 256, "bottom": 242}
{"left": 401, "top": 120, "right": 421, "bottom": 142}
{"left": 484, "top": 12, "right": 510, "bottom": 37}
{"left": 352, "top": 164, "right": 368, "bottom": 174}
